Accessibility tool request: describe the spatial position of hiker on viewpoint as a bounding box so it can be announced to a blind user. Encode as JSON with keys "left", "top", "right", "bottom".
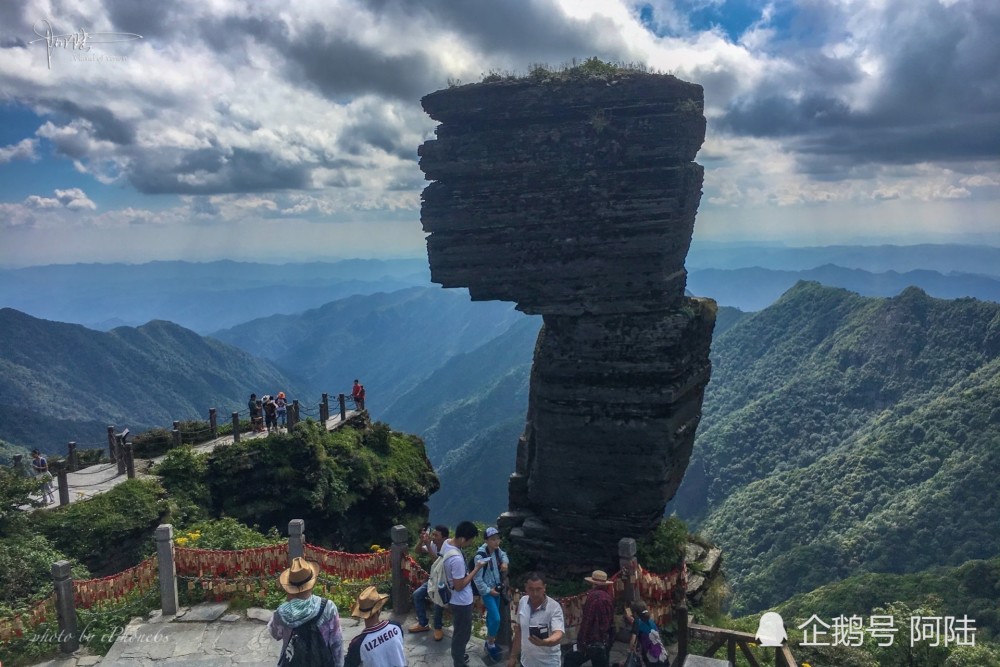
{"left": 30, "top": 449, "right": 55, "bottom": 505}
{"left": 249, "top": 393, "right": 264, "bottom": 433}
{"left": 345, "top": 586, "right": 407, "bottom": 667}
{"left": 409, "top": 523, "right": 449, "bottom": 640}
{"left": 352, "top": 379, "right": 366, "bottom": 411}
{"left": 267, "top": 557, "right": 344, "bottom": 666}
{"left": 276, "top": 391, "right": 288, "bottom": 428}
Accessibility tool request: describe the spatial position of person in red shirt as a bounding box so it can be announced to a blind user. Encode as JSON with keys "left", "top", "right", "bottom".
{"left": 352, "top": 379, "right": 366, "bottom": 411}
{"left": 565, "top": 570, "right": 615, "bottom": 667}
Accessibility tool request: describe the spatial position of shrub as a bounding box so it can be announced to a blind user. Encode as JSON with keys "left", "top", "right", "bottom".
{"left": 29, "top": 479, "right": 168, "bottom": 574}
{"left": 637, "top": 516, "right": 688, "bottom": 573}
{"left": 0, "top": 534, "right": 88, "bottom": 611}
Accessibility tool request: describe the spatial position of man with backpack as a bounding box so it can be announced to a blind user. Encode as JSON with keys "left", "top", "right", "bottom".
{"left": 268, "top": 557, "right": 344, "bottom": 667}
{"left": 432, "top": 521, "right": 487, "bottom": 667}
{"left": 409, "top": 524, "right": 449, "bottom": 641}
{"left": 473, "top": 527, "right": 510, "bottom": 660}
{"left": 345, "top": 586, "right": 406, "bottom": 667}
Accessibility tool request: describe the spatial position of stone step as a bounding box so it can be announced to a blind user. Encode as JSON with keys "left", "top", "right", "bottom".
{"left": 681, "top": 655, "right": 732, "bottom": 666}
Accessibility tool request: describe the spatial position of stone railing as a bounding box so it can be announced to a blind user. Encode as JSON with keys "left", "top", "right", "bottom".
{"left": 8, "top": 522, "right": 741, "bottom": 661}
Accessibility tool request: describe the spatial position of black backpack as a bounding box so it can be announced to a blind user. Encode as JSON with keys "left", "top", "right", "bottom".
{"left": 278, "top": 599, "right": 336, "bottom": 667}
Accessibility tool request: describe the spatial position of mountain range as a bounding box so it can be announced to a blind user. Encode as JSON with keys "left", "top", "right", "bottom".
{"left": 0, "top": 259, "right": 430, "bottom": 333}
{"left": 0, "top": 308, "right": 304, "bottom": 451}
{"left": 687, "top": 264, "right": 1000, "bottom": 311}
{"left": 210, "top": 286, "right": 524, "bottom": 415}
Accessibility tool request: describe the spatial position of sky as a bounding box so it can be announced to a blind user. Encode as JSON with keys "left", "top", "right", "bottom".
{"left": 0, "top": 0, "right": 998, "bottom": 267}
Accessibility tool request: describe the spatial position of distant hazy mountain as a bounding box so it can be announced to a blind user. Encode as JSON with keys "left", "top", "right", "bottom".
{"left": 0, "top": 259, "right": 431, "bottom": 333}
{"left": 687, "top": 243, "right": 1000, "bottom": 276}
{"left": 382, "top": 315, "right": 541, "bottom": 525}
{"left": 687, "top": 264, "right": 1000, "bottom": 311}
{"left": 0, "top": 308, "right": 305, "bottom": 451}
{"left": 211, "top": 287, "right": 525, "bottom": 415}
{"left": 671, "top": 282, "right": 1000, "bottom": 613}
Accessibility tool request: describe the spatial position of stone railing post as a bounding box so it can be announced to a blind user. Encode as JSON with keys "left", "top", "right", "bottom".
{"left": 57, "top": 467, "right": 69, "bottom": 506}
{"left": 125, "top": 443, "right": 135, "bottom": 479}
{"left": 67, "top": 441, "right": 77, "bottom": 472}
{"left": 320, "top": 393, "right": 330, "bottom": 424}
{"left": 52, "top": 560, "right": 79, "bottom": 653}
{"left": 156, "top": 524, "right": 179, "bottom": 616}
{"left": 107, "top": 425, "right": 117, "bottom": 461}
{"left": 338, "top": 393, "right": 347, "bottom": 421}
{"left": 288, "top": 519, "right": 305, "bottom": 563}
{"left": 618, "top": 537, "right": 639, "bottom": 607}
{"left": 390, "top": 525, "right": 410, "bottom": 614}
{"left": 232, "top": 412, "right": 241, "bottom": 443}
{"left": 209, "top": 408, "right": 218, "bottom": 439}
{"left": 114, "top": 431, "right": 127, "bottom": 475}
{"left": 290, "top": 400, "right": 300, "bottom": 429}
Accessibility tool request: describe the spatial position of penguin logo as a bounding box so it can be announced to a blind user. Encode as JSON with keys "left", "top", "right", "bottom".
{"left": 755, "top": 612, "right": 787, "bottom": 647}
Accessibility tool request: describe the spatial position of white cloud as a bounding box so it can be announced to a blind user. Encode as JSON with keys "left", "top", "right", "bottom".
{"left": 0, "top": 138, "right": 39, "bottom": 163}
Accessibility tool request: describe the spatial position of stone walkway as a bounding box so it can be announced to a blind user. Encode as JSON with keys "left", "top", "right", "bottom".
{"left": 30, "top": 412, "right": 358, "bottom": 510}
{"left": 26, "top": 601, "right": 676, "bottom": 667}
{"left": 28, "top": 601, "right": 516, "bottom": 666}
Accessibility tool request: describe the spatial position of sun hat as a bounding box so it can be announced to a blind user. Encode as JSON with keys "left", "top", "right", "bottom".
{"left": 584, "top": 570, "right": 611, "bottom": 586}
{"left": 352, "top": 585, "right": 390, "bottom": 619}
{"left": 279, "top": 557, "right": 319, "bottom": 594}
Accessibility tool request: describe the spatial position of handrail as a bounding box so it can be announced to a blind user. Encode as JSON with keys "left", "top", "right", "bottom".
{"left": 678, "top": 606, "right": 799, "bottom": 667}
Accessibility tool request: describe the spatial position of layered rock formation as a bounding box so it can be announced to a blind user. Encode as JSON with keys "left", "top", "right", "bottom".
{"left": 418, "top": 69, "right": 716, "bottom": 572}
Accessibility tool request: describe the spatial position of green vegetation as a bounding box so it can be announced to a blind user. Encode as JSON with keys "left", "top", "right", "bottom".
{"left": 30, "top": 479, "right": 168, "bottom": 575}
{"left": 155, "top": 419, "right": 438, "bottom": 550}
{"left": 478, "top": 57, "right": 660, "bottom": 85}
{"left": 672, "top": 283, "right": 1000, "bottom": 613}
{"left": 637, "top": 516, "right": 688, "bottom": 573}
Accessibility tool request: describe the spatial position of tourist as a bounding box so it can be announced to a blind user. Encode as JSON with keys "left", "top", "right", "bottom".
{"left": 409, "top": 523, "right": 449, "bottom": 640}
{"left": 352, "top": 379, "right": 366, "bottom": 411}
{"left": 30, "top": 449, "right": 55, "bottom": 505}
{"left": 474, "top": 526, "right": 510, "bottom": 660}
{"left": 276, "top": 391, "right": 288, "bottom": 428}
{"left": 626, "top": 600, "right": 670, "bottom": 666}
{"left": 345, "top": 585, "right": 407, "bottom": 667}
{"left": 443, "top": 521, "right": 487, "bottom": 667}
{"left": 565, "top": 570, "right": 616, "bottom": 667}
{"left": 248, "top": 393, "right": 263, "bottom": 433}
{"left": 267, "top": 557, "right": 343, "bottom": 666}
{"left": 508, "top": 572, "right": 564, "bottom": 667}
{"left": 263, "top": 395, "right": 278, "bottom": 433}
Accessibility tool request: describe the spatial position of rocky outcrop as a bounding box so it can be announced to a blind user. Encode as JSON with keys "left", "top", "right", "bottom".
{"left": 418, "top": 69, "right": 715, "bottom": 574}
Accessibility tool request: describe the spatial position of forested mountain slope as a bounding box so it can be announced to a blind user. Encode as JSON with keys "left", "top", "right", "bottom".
{"left": 671, "top": 282, "right": 1000, "bottom": 613}
{"left": 212, "top": 287, "right": 523, "bottom": 414}
{"left": 0, "top": 308, "right": 304, "bottom": 450}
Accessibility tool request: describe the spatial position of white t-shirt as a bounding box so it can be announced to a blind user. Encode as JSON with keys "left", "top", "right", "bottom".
{"left": 517, "top": 595, "right": 565, "bottom": 667}
{"left": 441, "top": 542, "right": 472, "bottom": 606}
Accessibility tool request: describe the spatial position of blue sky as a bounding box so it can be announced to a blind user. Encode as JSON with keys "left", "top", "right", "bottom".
{"left": 0, "top": 0, "right": 998, "bottom": 267}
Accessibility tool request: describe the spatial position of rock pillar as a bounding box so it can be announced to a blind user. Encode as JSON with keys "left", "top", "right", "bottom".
{"left": 418, "top": 68, "right": 715, "bottom": 573}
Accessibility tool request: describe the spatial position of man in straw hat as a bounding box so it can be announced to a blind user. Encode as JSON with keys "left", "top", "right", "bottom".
{"left": 564, "top": 570, "right": 615, "bottom": 667}
{"left": 268, "top": 557, "right": 344, "bottom": 666}
{"left": 344, "top": 585, "right": 407, "bottom": 667}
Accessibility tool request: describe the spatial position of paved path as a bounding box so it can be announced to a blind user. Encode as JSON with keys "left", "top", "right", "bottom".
{"left": 29, "top": 603, "right": 505, "bottom": 666}
{"left": 28, "top": 602, "right": 669, "bottom": 667}
{"left": 30, "top": 412, "right": 360, "bottom": 510}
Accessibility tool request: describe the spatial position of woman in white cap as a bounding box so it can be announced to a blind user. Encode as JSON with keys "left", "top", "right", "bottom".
{"left": 268, "top": 557, "right": 344, "bottom": 666}
{"left": 344, "top": 585, "right": 407, "bottom": 667}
